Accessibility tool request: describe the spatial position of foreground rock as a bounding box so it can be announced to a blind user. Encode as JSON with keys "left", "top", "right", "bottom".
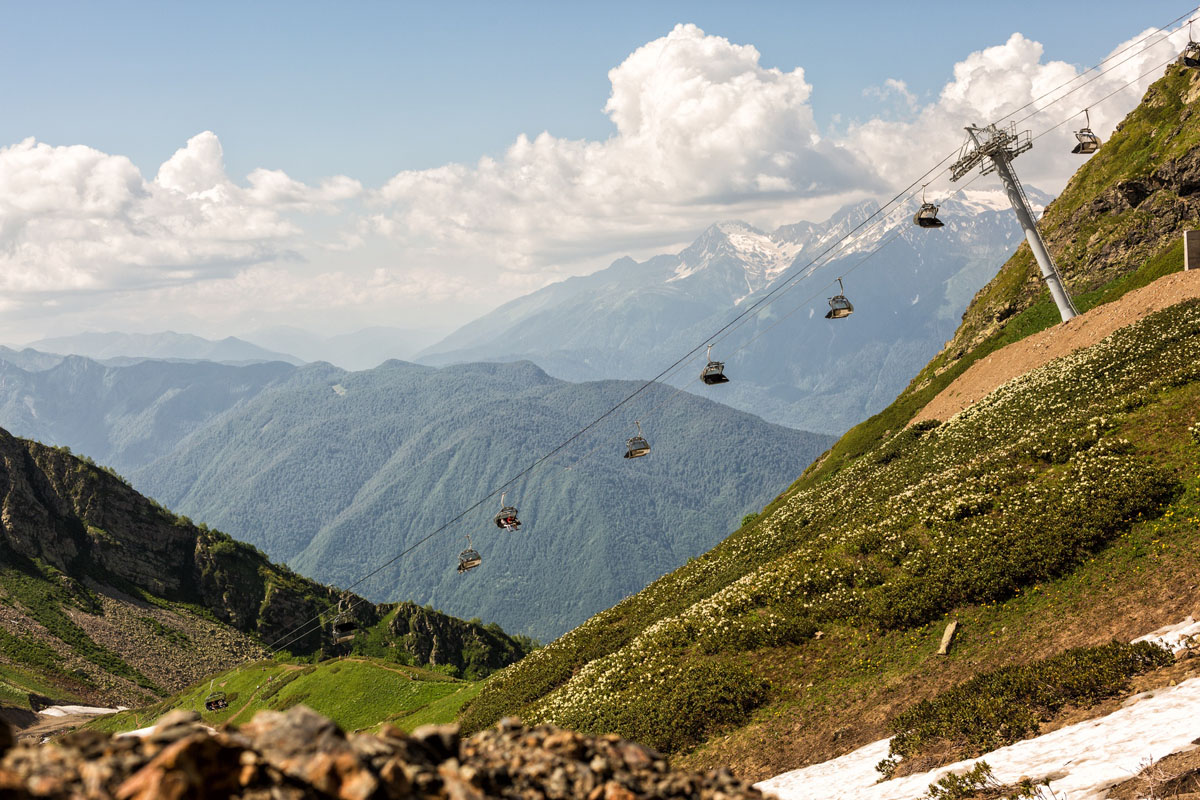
{"left": 0, "top": 707, "right": 766, "bottom": 799}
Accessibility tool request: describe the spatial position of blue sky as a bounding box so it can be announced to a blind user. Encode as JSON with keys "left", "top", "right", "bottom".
{"left": 3, "top": 1, "right": 1193, "bottom": 184}
{"left": 0, "top": 1, "right": 1196, "bottom": 340}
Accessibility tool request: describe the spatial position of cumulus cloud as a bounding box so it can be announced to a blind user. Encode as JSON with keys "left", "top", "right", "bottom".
{"left": 0, "top": 132, "right": 362, "bottom": 302}
{"left": 844, "top": 23, "right": 1195, "bottom": 195}
{"left": 373, "top": 23, "right": 872, "bottom": 275}
{"left": 1, "top": 19, "right": 1195, "bottom": 341}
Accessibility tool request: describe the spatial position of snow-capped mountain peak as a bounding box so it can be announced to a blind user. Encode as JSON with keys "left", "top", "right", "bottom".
{"left": 670, "top": 220, "right": 801, "bottom": 289}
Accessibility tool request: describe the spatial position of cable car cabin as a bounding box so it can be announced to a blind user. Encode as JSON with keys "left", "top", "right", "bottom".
{"left": 332, "top": 617, "right": 357, "bottom": 645}
{"left": 624, "top": 435, "right": 651, "bottom": 458}
{"left": 493, "top": 507, "right": 521, "bottom": 531}
{"left": 1071, "top": 128, "right": 1100, "bottom": 155}
{"left": 700, "top": 360, "right": 729, "bottom": 384}
{"left": 1182, "top": 41, "right": 1200, "bottom": 68}
{"left": 457, "top": 548, "right": 482, "bottom": 573}
{"left": 825, "top": 277, "right": 854, "bottom": 319}
{"left": 913, "top": 203, "right": 944, "bottom": 228}
{"left": 204, "top": 692, "right": 228, "bottom": 712}
{"left": 825, "top": 295, "right": 854, "bottom": 319}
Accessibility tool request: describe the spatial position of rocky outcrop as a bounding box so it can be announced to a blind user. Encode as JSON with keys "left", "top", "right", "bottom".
{"left": 0, "top": 426, "right": 530, "bottom": 704}
{"left": 388, "top": 603, "right": 532, "bottom": 679}
{"left": 0, "top": 708, "right": 765, "bottom": 799}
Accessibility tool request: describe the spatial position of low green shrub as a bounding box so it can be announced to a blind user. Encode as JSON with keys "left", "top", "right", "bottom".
{"left": 882, "top": 641, "right": 1172, "bottom": 770}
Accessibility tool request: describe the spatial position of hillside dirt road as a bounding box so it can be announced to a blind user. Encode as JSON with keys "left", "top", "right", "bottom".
{"left": 913, "top": 269, "right": 1200, "bottom": 424}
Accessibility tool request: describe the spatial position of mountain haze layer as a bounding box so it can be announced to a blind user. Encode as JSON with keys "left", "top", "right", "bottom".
{"left": 241, "top": 325, "right": 447, "bottom": 370}
{"left": 25, "top": 331, "right": 302, "bottom": 366}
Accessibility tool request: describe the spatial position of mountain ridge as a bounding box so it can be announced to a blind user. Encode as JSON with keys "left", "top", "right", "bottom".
{"left": 0, "top": 425, "right": 533, "bottom": 711}
{"left": 416, "top": 190, "right": 1042, "bottom": 434}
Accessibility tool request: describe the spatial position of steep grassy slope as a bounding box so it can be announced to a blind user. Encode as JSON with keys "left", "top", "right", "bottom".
{"left": 455, "top": 64, "right": 1200, "bottom": 775}
{"left": 0, "top": 427, "right": 531, "bottom": 710}
{"left": 462, "top": 299, "right": 1198, "bottom": 754}
{"left": 87, "top": 657, "right": 469, "bottom": 735}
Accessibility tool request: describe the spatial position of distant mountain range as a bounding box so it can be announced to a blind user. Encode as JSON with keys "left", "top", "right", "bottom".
{"left": 240, "top": 325, "right": 448, "bottom": 371}
{"left": 0, "top": 355, "right": 832, "bottom": 640}
{"left": 14, "top": 327, "right": 451, "bottom": 373}
{"left": 23, "top": 331, "right": 303, "bottom": 365}
{"left": 418, "top": 191, "right": 1043, "bottom": 434}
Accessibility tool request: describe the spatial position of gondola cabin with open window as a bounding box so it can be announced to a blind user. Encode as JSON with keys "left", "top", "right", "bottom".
{"left": 493, "top": 493, "right": 521, "bottom": 531}
{"left": 913, "top": 187, "right": 944, "bottom": 228}
{"left": 204, "top": 691, "right": 228, "bottom": 712}
{"left": 1071, "top": 109, "right": 1100, "bottom": 155}
{"left": 457, "top": 538, "right": 482, "bottom": 573}
{"left": 913, "top": 203, "right": 944, "bottom": 228}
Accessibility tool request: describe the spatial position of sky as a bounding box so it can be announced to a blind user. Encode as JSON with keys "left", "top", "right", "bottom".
{"left": 1, "top": 1, "right": 1198, "bottom": 343}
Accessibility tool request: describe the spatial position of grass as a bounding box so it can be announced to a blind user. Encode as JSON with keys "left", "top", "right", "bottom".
{"left": 463, "top": 296, "right": 1200, "bottom": 763}
{"left": 388, "top": 681, "right": 484, "bottom": 732}
{"left": 676, "top": 405, "right": 1200, "bottom": 776}
{"left": 878, "top": 640, "right": 1173, "bottom": 776}
{"left": 0, "top": 663, "right": 85, "bottom": 709}
{"left": 87, "top": 656, "right": 466, "bottom": 735}
{"left": 0, "top": 558, "right": 160, "bottom": 693}
{"left": 797, "top": 233, "right": 1188, "bottom": 492}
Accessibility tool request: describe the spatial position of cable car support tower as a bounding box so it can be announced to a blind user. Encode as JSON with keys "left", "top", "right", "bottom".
{"left": 950, "top": 123, "right": 1078, "bottom": 322}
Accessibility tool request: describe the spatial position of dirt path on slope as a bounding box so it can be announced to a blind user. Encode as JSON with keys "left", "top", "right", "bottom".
{"left": 912, "top": 270, "right": 1200, "bottom": 425}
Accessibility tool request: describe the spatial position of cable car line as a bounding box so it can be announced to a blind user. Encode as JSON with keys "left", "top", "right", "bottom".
{"left": 1032, "top": 51, "right": 1181, "bottom": 145}
{"left": 994, "top": 5, "right": 1198, "bottom": 127}
{"left": 1012, "top": 26, "right": 1190, "bottom": 128}
{"left": 253, "top": 49, "right": 1188, "bottom": 661}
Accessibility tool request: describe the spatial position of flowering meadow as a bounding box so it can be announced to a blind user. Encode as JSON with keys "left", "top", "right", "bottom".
{"left": 461, "top": 299, "right": 1200, "bottom": 752}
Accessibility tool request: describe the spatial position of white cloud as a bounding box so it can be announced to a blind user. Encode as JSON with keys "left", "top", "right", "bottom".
{"left": 1, "top": 19, "right": 1194, "bottom": 341}
{"left": 373, "top": 23, "right": 871, "bottom": 275}
{"left": 844, "top": 24, "right": 1194, "bottom": 195}
{"left": 0, "top": 132, "right": 361, "bottom": 304}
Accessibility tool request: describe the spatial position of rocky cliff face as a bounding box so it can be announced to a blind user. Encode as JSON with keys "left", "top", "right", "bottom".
{"left": 388, "top": 603, "right": 533, "bottom": 679}
{"left": 0, "top": 427, "right": 340, "bottom": 649}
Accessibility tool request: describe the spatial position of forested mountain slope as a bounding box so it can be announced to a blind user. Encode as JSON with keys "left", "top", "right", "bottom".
{"left": 0, "top": 353, "right": 831, "bottom": 642}
{"left": 127, "top": 360, "right": 832, "bottom": 641}
{"left": 457, "top": 63, "right": 1200, "bottom": 778}
{"left": 0, "top": 427, "right": 531, "bottom": 713}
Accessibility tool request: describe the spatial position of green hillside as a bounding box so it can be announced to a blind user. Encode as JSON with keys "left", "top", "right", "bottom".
{"left": 0, "top": 426, "right": 531, "bottom": 713}
{"left": 87, "top": 657, "right": 471, "bottom": 735}
{"left": 455, "top": 63, "right": 1200, "bottom": 777}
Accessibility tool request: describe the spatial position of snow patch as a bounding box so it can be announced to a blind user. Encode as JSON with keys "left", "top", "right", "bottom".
{"left": 1133, "top": 616, "right": 1200, "bottom": 654}
{"left": 759, "top": 619, "right": 1200, "bottom": 800}
{"left": 39, "top": 704, "right": 128, "bottom": 717}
